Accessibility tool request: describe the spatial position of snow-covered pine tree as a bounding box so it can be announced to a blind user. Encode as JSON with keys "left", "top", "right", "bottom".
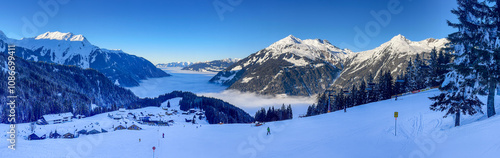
{"left": 358, "top": 81, "right": 368, "bottom": 105}
{"left": 437, "top": 50, "right": 453, "bottom": 84}
{"left": 430, "top": 72, "right": 484, "bottom": 126}
{"left": 316, "top": 93, "right": 328, "bottom": 114}
{"left": 405, "top": 59, "right": 417, "bottom": 92}
{"left": 279, "top": 104, "right": 286, "bottom": 120}
{"left": 348, "top": 85, "right": 358, "bottom": 107}
{"left": 266, "top": 107, "right": 273, "bottom": 121}
{"left": 306, "top": 104, "right": 317, "bottom": 116}
{"left": 376, "top": 72, "right": 385, "bottom": 101}
{"left": 260, "top": 107, "right": 266, "bottom": 120}
{"left": 334, "top": 90, "right": 345, "bottom": 111}
{"left": 287, "top": 104, "right": 293, "bottom": 119}
{"left": 479, "top": 0, "right": 500, "bottom": 117}
{"left": 366, "top": 73, "right": 377, "bottom": 103}
{"left": 414, "top": 54, "right": 428, "bottom": 90}
{"left": 429, "top": 48, "right": 441, "bottom": 87}
{"left": 430, "top": 0, "right": 486, "bottom": 126}
{"left": 394, "top": 73, "right": 406, "bottom": 94}
{"left": 376, "top": 71, "right": 394, "bottom": 100}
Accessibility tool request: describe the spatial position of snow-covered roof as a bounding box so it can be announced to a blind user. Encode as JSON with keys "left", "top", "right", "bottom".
{"left": 116, "top": 108, "right": 128, "bottom": 117}
{"left": 149, "top": 117, "right": 161, "bottom": 122}
{"left": 42, "top": 112, "right": 73, "bottom": 121}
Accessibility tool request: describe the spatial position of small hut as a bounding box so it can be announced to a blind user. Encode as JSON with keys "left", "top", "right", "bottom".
{"left": 77, "top": 129, "right": 88, "bottom": 135}
{"left": 63, "top": 133, "right": 75, "bottom": 139}
{"left": 88, "top": 129, "right": 101, "bottom": 135}
{"left": 28, "top": 133, "right": 42, "bottom": 140}
{"left": 50, "top": 131, "right": 61, "bottom": 138}
{"left": 127, "top": 124, "right": 142, "bottom": 130}
{"left": 114, "top": 125, "right": 126, "bottom": 131}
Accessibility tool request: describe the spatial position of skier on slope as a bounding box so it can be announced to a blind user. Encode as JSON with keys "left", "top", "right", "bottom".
{"left": 267, "top": 127, "right": 271, "bottom": 135}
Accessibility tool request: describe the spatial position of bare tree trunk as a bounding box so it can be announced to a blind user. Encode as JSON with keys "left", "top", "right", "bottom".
{"left": 487, "top": 80, "right": 496, "bottom": 118}
{"left": 455, "top": 112, "right": 460, "bottom": 127}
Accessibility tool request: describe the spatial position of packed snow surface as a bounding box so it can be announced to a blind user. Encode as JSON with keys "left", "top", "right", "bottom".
{"left": 2, "top": 89, "right": 499, "bottom": 158}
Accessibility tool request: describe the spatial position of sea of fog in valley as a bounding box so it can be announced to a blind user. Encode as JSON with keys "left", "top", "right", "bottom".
{"left": 127, "top": 67, "right": 315, "bottom": 117}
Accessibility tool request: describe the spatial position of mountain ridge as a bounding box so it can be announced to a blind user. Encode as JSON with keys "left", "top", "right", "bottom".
{"left": 181, "top": 58, "right": 240, "bottom": 72}
{"left": 0, "top": 31, "right": 169, "bottom": 87}
{"left": 210, "top": 34, "right": 448, "bottom": 96}
{"left": 210, "top": 35, "right": 349, "bottom": 96}
{"left": 333, "top": 34, "right": 449, "bottom": 90}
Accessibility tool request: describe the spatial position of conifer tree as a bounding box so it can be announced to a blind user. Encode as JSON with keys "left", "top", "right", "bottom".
{"left": 430, "top": 0, "right": 486, "bottom": 126}
{"left": 429, "top": 48, "right": 441, "bottom": 87}
{"left": 358, "top": 81, "right": 368, "bottom": 105}
{"left": 478, "top": 0, "right": 500, "bottom": 117}
{"left": 394, "top": 73, "right": 406, "bottom": 94}
{"left": 366, "top": 73, "right": 377, "bottom": 103}
{"left": 405, "top": 59, "right": 418, "bottom": 92}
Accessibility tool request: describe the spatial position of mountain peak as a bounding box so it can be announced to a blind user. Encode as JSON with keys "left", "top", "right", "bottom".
{"left": 35, "top": 31, "right": 87, "bottom": 42}
{"left": 0, "top": 30, "right": 6, "bottom": 40}
{"left": 390, "top": 34, "right": 409, "bottom": 42}
{"left": 286, "top": 34, "right": 297, "bottom": 39}
{"left": 272, "top": 35, "right": 302, "bottom": 46}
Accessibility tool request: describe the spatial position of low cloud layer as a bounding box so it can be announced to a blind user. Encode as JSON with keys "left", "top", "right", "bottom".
{"left": 200, "top": 90, "right": 316, "bottom": 118}
{"left": 129, "top": 70, "right": 317, "bottom": 118}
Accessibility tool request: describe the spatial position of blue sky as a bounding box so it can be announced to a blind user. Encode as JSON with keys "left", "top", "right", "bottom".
{"left": 0, "top": 0, "right": 457, "bottom": 64}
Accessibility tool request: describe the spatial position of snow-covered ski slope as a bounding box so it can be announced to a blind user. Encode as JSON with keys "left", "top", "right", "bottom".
{"left": 1, "top": 89, "right": 499, "bottom": 158}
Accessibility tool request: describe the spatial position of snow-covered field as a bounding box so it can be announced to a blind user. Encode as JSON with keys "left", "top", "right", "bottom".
{"left": 2, "top": 89, "right": 500, "bottom": 158}
{"left": 127, "top": 68, "right": 316, "bottom": 117}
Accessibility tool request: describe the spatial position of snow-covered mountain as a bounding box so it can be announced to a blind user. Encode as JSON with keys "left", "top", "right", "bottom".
{"left": 0, "top": 31, "right": 169, "bottom": 87}
{"left": 332, "top": 34, "right": 449, "bottom": 90}
{"left": 0, "top": 51, "right": 139, "bottom": 123}
{"left": 156, "top": 61, "right": 194, "bottom": 68}
{"left": 209, "top": 34, "right": 448, "bottom": 96}
{"left": 181, "top": 58, "right": 240, "bottom": 72}
{"left": 210, "top": 35, "right": 353, "bottom": 96}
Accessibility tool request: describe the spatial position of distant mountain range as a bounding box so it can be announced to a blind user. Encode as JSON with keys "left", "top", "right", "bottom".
{"left": 181, "top": 58, "right": 240, "bottom": 73}
{"left": 0, "top": 31, "right": 169, "bottom": 87}
{"left": 210, "top": 35, "right": 448, "bottom": 96}
{"left": 156, "top": 58, "right": 240, "bottom": 73}
{"left": 156, "top": 62, "right": 194, "bottom": 68}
